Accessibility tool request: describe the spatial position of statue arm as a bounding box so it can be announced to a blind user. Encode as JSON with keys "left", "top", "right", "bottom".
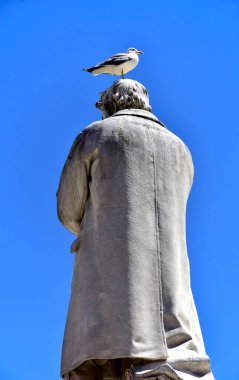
{"left": 57, "top": 132, "right": 90, "bottom": 236}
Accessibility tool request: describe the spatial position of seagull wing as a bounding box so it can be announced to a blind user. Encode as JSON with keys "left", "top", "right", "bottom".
{"left": 95, "top": 53, "right": 132, "bottom": 67}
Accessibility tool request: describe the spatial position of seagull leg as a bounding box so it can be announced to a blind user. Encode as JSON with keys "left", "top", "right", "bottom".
{"left": 121, "top": 70, "right": 124, "bottom": 79}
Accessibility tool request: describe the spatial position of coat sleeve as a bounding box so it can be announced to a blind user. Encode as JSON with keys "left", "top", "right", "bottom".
{"left": 57, "top": 131, "right": 92, "bottom": 236}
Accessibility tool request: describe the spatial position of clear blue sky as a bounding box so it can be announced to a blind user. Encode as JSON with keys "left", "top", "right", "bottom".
{"left": 0, "top": 1, "right": 238, "bottom": 379}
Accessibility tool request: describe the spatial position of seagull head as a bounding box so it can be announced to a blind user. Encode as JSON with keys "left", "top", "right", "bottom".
{"left": 127, "top": 47, "right": 143, "bottom": 55}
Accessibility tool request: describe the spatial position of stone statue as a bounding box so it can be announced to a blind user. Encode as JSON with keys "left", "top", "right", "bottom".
{"left": 57, "top": 79, "right": 215, "bottom": 380}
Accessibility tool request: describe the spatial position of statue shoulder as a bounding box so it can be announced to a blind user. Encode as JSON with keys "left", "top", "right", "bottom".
{"left": 162, "top": 128, "right": 194, "bottom": 180}
{"left": 81, "top": 118, "right": 120, "bottom": 140}
{"left": 164, "top": 128, "right": 193, "bottom": 158}
{"left": 84, "top": 117, "right": 119, "bottom": 131}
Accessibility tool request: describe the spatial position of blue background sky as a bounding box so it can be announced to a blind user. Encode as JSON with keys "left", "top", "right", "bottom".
{"left": 0, "top": 1, "right": 238, "bottom": 379}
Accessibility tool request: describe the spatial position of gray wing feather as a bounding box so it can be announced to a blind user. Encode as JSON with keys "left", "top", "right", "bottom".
{"left": 96, "top": 54, "right": 132, "bottom": 67}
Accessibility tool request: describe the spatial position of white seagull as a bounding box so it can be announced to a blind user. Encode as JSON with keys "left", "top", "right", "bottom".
{"left": 83, "top": 47, "right": 143, "bottom": 79}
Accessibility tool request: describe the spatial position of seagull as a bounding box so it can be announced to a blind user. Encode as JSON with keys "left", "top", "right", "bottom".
{"left": 83, "top": 47, "right": 143, "bottom": 79}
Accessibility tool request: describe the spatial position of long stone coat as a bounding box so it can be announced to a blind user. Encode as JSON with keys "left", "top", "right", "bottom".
{"left": 57, "top": 109, "right": 214, "bottom": 379}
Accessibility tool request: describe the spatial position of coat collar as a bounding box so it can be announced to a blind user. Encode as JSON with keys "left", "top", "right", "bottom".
{"left": 111, "top": 109, "right": 166, "bottom": 128}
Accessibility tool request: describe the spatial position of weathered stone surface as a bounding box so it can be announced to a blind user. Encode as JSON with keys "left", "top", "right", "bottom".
{"left": 57, "top": 80, "right": 214, "bottom": 380}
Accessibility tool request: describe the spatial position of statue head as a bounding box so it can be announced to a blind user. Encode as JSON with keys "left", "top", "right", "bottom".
{"left": 96, "top": 79, "right": 152, "bottom": 119}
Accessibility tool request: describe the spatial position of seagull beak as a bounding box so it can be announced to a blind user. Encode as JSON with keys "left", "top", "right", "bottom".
{"left": 136, "top": 50, "right": 143, "bottom": 54}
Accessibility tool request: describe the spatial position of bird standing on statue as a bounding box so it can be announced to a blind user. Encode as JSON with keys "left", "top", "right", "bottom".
{"left": 83, "top": 47, "right": 143, "bottom": 78}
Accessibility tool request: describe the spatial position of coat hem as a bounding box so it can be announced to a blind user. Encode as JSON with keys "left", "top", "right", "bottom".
{"left": 61, "top": 353, "right": 169, "bottom": 378}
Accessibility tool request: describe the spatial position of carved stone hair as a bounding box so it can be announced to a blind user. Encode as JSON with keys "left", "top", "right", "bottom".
{"left": 96, "top": 79, "right": 152, "bottom": 119}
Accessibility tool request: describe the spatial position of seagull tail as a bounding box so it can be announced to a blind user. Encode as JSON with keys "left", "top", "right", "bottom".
{"left": 82, "top": 67, "right": 95, "bottom": 73}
